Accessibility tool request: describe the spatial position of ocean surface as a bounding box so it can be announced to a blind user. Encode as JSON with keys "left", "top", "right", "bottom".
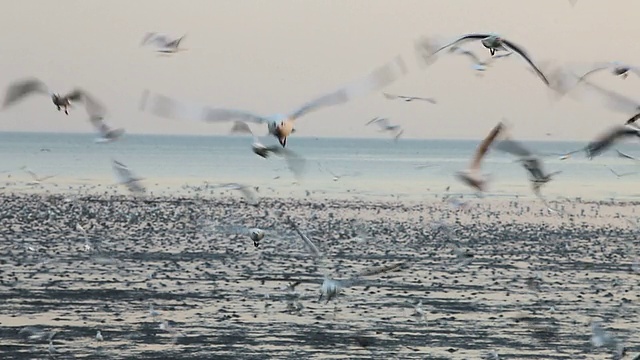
{"left": 1, "top": 131, "right": 640, "bottom": 200}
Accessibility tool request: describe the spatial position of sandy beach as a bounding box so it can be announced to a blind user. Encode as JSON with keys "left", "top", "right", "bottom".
{"left": 0, "top": 191, "right": 638, "bottom": 360}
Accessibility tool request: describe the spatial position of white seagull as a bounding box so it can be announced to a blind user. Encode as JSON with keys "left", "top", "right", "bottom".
{"left": 140, "top": 56, "right": 408, "bottom": 147}
{"left": 2, "top": 78, "right": 105, "bottom": 116}
{"left": 141, "top": 32, "right": 187, "bottom": 54}
{"left": 21, "top": 167, "right": 56, "bottom": 185}
{"left": 366, "top": 117, "right": 404, "bottom": 140}
{"left": 112, "top": 160, "right": 146, "bottom": 194}
{"left": 415, "top": 33, "right": 550, "bottom": 85}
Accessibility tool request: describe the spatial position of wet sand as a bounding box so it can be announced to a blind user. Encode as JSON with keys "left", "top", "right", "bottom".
{"left": 0, "top": 192, "right": 639, "bottom": 359}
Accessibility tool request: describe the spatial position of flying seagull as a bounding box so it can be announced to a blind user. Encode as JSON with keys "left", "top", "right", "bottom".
{"left": 575, "top": 61, "right": 640, "bottom": 82}
{"left": 21, "top": 167, "right": 56, "bottom": 185}
{"left": 140, "top": 56, "right": 408, "bottom": 147}
{"left": 209, "top": 183, "right": 259, "bottom": 205}
{"left": 448, "top": 45, "right": 514, "bottom": 72}
{"left": 605, "top": 166, "right": 638, "bottom": 178}
{"left": 112, "top": 160, "right": 146, "bottom": 194}
{"left": 585, "top": 124, "right": 640, "bottom": 159}
{"left": 456, "top": 122, "right": 504, "bottom": 192}
{"left": 382, "top": 92, "right": 436, "bottom": 104}
{"left": 229, "top": 121, "right": 306, "bottom": 179}
{"left": 415, "top": 33, "right": 550, "bottom": 85}
{"left": 2, "top": 78, "right": 106, "bottom": 116}
{"left": 287, "top": 217, "right": 407, "bottom": 303}
{"left": 91, "top": 116, "right": 125, "bottom": 143}
{"left": 366, "top": 117, "right": 404, "bottom": 141}
{"left": 141, "top": 33, "right": 187, "bottom": 54}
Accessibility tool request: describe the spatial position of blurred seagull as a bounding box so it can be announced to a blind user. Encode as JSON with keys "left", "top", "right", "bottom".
{"left": 287, "top": 217, "right": 406, "bottom": 303}
{"left": 576, "top": 61, "right": 640, "bottom": 82}
{"left": 21, "top": 167, "right": 55, "bottom": 185}
{"left": 249, "top": 228, "right": 265, "bottom": 248}
{"left": 2, "top": 78, "right": 106, "bottom": 116}
{"left": 605, "top": 166, "right": 638, "bottom": 178}
{"left": 230, "top": 121, "right": 306, "bottom": 179}
{"left": 91, "top": 116, "right": 125, "bottom": 143}
{"left": 415, "top": 34, "right": 550, "bottom": 85}
{"left": 366, "top": 117, "right": 404, "bottom": 140}
{"left": 448, "top": 45, "right": 514, "bottom": 72}
{"left": 584, "top": 124, "right": 640, "bottom": 159}
{"left": 382, "top": 92, "right": 436, "bottom": 104}
{"left": 112, "top": 160, "right": 146, "bottom": 194}
{"left": 456, "top": 122, "right": 504, "bottom": 192}
{"left": 211, "top": 183, "right": 259, "bottom": 205}
{"left": 493, "top": 136, "right": 561, "bottom": 193}
{"left": 140, "top": 56, "right": 408, "bottom": 147}
{"left": 141, "top": 32, "right": 187, "bottom": 54}
{"left": 615, "top": 149, "right": 640, "bottom": 161}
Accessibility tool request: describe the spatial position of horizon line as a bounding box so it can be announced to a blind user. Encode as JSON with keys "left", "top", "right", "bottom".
{"left": 0, "top": 130, "right": 591, "bottom": 143}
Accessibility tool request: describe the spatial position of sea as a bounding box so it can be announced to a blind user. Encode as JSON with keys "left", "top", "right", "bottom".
{"left": 1, "top": 131, "right": 639, "bottom": 201}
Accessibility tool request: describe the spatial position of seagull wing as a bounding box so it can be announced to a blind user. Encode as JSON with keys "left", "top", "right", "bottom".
{"left": 417, "top": 33, "right": 494, "bottom": 60}
{"left": 615, "top": 149, "right": 637, "bottom": 160}
{"left": 501, "top": 39, "right": 549, "bottom": 85}
{"left": 288, "top": 218, "right": 322, "bottom": 258}
{"left": 65, "top": 89, "right": 107, "bottom": 118}
{"left": 271, "top": 147, "right": 307, "bottom": 180}
{"left": 578, "top": 80, "right": 640, "bottom": 115}
{"left": 112, "top": 160, "right": 143, "bottom": 192}
{"left": 229, "top": 121, "right": 261, "bottom": 144}
{"left": 342, "top": 261, "right": 407, "bottom": 287}
{"left": 287, "top": 56, "right": 408, "bottom": 120}
{"left": 449, "top": 46, "right": 483, "bottom": 64}
{"left": 139, "top": 90, "right": 270, "bottom": 125}
{"left": 2, "top": 78, "right": 51, "bottom": 108}
{"left": 470, "top": 122, "right": 504, "bottom": 170}
{"left": 494, "top": 138, "right": 534, "bottom": 158}
{"left": 574, "top": 63, "right": 614, "bottom": 83}
{"left": 382, "top": 92, "right": 398, "bottom": 100}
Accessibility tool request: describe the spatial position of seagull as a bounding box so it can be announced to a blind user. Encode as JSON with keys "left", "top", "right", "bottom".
{"left": 456, "top": 122, "right": 504, "bottom": 192}
{"left": 448, "top": 45, "right": 514, "bottom": 72}
{"left": 584, "top": 124, "right": 640, "bottom": 159}
{"left": 210, "top": 183, "right": 259, "bottom": 205}
{"left": 575, "top": 61, "right": 640, "bottom": 82}
{"left": 615, "top": 149, "right": 640, "bottom": 161}
{"left": 605, "top": 166, "right": 638, "bottom": 178}
{"left": 382, "top": 92, "right": 437, "bottom": 104}
{"left": 21, "top": 167, "right": 55, "bottom": 185}
{"left": 366, "top": 117, "right": 404, "bottom": 140}
{"left": 415, "top": 33, "right": 550, "bottom": 85}
{"left": 2, "top": 78, "right": 105, "bottom": 116}
{"left": 141, "top": 32, "right": 187, "bottom": 54}
{"left": 229, "top": 121, "right": 306, "bottom": 179}
{"left": 493, "top": 136, "right": 561, "bottom": 193}
{"left": 140, "top": 56, "right": 408, "bottom": 147}
{"left": 95, "top": 331, "right": 103, "bottom": 342}
{"left": 249, "top": 228, "right": 265, "bottom": 248}
{"left": 112, "top": 160, "right": 146, "bottom": 194}
{"left": 287, "top": 217, "right": 406, "bottom": 303}
{"left": 91, "top": 115, "right": 125, "bottom": 143}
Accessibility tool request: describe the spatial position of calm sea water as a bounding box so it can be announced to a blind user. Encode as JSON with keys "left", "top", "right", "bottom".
{"left": 1, "top": 131, "right": 639, "bottom": 200}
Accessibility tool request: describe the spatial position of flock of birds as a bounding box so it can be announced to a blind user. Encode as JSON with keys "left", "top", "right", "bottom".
{"left": 2, "top": 19, "right": 640, "bottom": 358}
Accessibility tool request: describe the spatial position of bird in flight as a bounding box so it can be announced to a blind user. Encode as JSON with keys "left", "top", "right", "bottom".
{"left": 140, "top": 56, "right": 408, "bottom": 148}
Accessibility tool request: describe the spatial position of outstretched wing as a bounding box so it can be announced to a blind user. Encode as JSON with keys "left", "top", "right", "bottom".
{"left": 140, "top": 90, "right": 269, "bottom": 125}
{"left": 502, "top": 39, "right": 549, "bottom": 85}
{"left": 2, "top": 78, "right": 50, "bottom": 108}
{"left": 287, "top": 56, "right": 408, "bottom": 120}
{"left": 415, "top": 34, "right": 493, "bottom": 65}
{"left": 470, "top": 122, "right": 504, "bottom": 170}
{"left": 342, "top": 261, "right": 407, "bottom": 288}
{"left": 494, "top": 138, "right": 534, "bottom": 158}
{"left": 64, "top": 89, "right": 107, "bottom": 118}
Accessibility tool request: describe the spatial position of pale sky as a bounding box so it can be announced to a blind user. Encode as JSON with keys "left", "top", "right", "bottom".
{"left": 0, "top": 0, "right": 638, "bottom": 141}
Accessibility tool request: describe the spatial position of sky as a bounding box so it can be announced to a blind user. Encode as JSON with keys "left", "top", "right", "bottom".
{"left": 0, "top": 0, "right": 638, "bottom": 141}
